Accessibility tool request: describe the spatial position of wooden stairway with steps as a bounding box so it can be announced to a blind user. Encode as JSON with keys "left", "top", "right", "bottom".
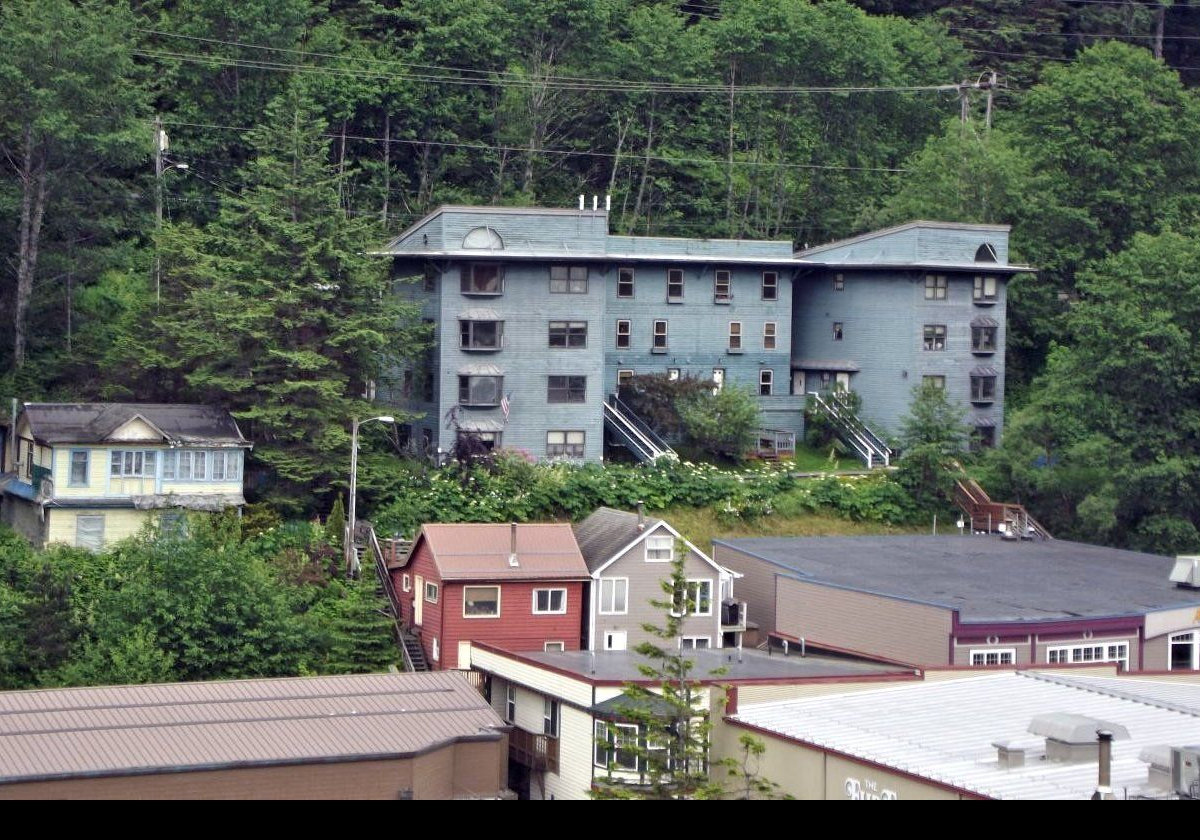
{"left": 954, "top": 478, "right": 1052, "bottom": 540}
{"left": 353, "top": 522, "right": 429, "bottom": 671}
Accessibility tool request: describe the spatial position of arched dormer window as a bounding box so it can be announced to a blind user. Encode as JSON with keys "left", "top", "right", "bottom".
{"left": 975, "top": 243, "right": 998, "bottom": 263}
{"left": 463, "top": 226, "right": 504, "bottom": 250}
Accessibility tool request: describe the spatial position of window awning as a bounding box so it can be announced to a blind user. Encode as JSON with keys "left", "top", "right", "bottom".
{"left": 457, "top": 308, "right": 503, "bottom": 321}
{"left": 972, "top": 416, "right": 997, "bottom": 428}
{"left": 457, "top": 363, "right": 505, "bottom": 376}
{"left": 456, "top": 418, "right": 505, "bottom": 433}
{"left": 792, "top": 359, "right": 860, "bottom": 372}
{"left": 970, "top": 365, "right": 999, "bottom": 377}
{"left": 971, "top": 316, "right": 999, "bottom": 328}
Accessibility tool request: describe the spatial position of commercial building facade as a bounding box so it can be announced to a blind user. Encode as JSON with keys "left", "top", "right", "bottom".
{"left": 379, "top": 207, "right": 1029, "bottom": 462}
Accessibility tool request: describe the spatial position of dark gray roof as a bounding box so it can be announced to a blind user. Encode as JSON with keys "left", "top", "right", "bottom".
{"left": 515, "top": 647, "right": 906, "bottom": 683}
{"left": 792, "top": 359, "right": 861, "bottom": 372}
{"left": 22, "top": 403, "right": 247, "bottom": 447}
{"left": 0, "top": 672, "right": 504, "bottom": 784}
{"left": 573, "top": 507, "right": 662, "bottom": 573}
{"left": 715, "top": 535, "right": 1200, "bottom": 623}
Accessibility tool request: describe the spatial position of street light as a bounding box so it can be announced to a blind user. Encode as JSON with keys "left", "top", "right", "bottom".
{"left": 347, "top": 414, "right": 395, "bottom": 575}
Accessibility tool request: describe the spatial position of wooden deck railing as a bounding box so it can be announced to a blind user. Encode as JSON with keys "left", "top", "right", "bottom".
{"left": 509, "top": 727, "right": 559, "bottom": 774}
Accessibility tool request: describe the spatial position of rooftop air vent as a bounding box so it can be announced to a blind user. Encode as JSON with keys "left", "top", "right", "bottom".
{"left": 1028, "top": 713, "right": 1129, "bottom": 763}
{"left": 1140, "top": 744, "right": 1173, "bottom": 791}
{"left": 1169, "top": 556, "right": 1200, "bottom": 589}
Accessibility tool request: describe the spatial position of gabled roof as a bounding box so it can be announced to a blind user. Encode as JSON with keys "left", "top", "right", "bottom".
{"left": 20, "top": 404, "right": 248, "bottom": 447}
{"left": 0, "top": 672, "right": 504, "bottom": 785}
{"left": 402, "top": 523, "right": 590, "bottom": 582}
{"left": 572, "top": 507, "right": 733, "bottom": 579}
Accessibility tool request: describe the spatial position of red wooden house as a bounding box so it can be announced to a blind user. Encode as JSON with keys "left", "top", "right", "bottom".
{"left": 390, "top": 523, "right": 590, "bottom": 670}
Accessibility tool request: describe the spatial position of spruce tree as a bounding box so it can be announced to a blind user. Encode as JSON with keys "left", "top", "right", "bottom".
{"left": 159, "top": 81, "right": 423, "bottom": 511}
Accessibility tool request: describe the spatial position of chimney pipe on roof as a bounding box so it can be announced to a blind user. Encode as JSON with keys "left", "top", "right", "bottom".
{"left": 1093, "top": 730, "right": 1114, "bottom": 800}
{"left": 508, "top": 522, "right": 519, "bottom": 567}
{"left": 637, "top": 501, "right": 645, "bottom": 531}
{"left": 592, "top": 195, "right": 598, "bottom": 212}
{"left": 578, "top": 194, "right": 585, "bottom": 211}
{"left": 605, "top": 194, "right": 611, "bottom": 212}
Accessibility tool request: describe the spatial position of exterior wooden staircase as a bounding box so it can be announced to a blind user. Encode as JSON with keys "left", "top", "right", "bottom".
{"left": 807, "top": 391, "right": 892, "bottom": 469}
{"left": 954, "top": 478, "right": 1052, "bottom": 540}
{"left": 354, "top": 522, "right": 430, "bottom": 671}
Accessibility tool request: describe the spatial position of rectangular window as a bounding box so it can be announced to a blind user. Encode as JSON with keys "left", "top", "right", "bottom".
{"left": 971, "top": 375, "right": 997, "bottom": 402}
{"left": 550, "top": 265, "right": 589, "bottom": 293}
{"left": 423, "top": 268, "right": 438, "bottom": 292}
{"left": 925, "top": 275, "right": 947, "bottom": 300}
{"left": 833, "top": 273, "right": 845, "bottom": 291}
{"left": 533, "top": 588, "right": 567, "bottom": 614}
{"left": 546, "top": 430, "right": 585, "bottom": 458}
{"left": 599, "top": 578, "right": 628, "bottom": 614}
{"left": 833, "top": 322, "right": 844, "bottom": 341}
{"left": 459, "top": 375, "right": 504, "bottom": 406}
{"left": 667, "top": 368, "right": 680, "bottom": 381}
{"left": 461, "top": 263, "right": 502, "bottom": 294}
{"left": 762, "top": 271, "right": 778, "bottom": 300}
{"left": 162, "top": 450, "right": 176, "bottom": 480}
{"left": 682, "top": 580, "right": 713, "bottom": 616}
{"left": 424, "top": 581, "right": 439, "bottom": 604}
{"left": 652, "top": 320, "right": 668, "bottom": 350}
{"left": 178, "top": 451, "right": 193, "bottom": 480}
{"left": 617, "top": 267, "right": 635, "bottom": 298}
{"left": 544, "top": 641, "right": 565, "bottom": 653}
{"left": 969, "top": 648, "right": 1015, "bottom": 666}
{"left": 923, "top": 375, "right": 946, "bottom": 390}
{"left": 728, "top": 321, "right": 742, "bottom": 351}
{"left": 110, "top": 450, "right": 155, "bottom": 478}
{"left": 923, "top": 324, "right": 947, "bottom": 351}
{"left": 646, "top": 534, "right": 674, "bottom": 562}
{"left": 1047, "top": 643, "right": 1128, "bottom": 669}
{"left": 617, "top": 370, "right": 634, "bottom": 389}
{"left": 402, "top": 574, "right": 411, "bottom": 593}
{"left": 681, "top": 637, "right": 711, "bottom": 650}
{"left": 226, "top": 452, "right": 241, "bottom": 481}
{"left": 463, "top": 585, "right": 500, "bottom": 617}
{"left": 667, "top": 269, "right": 684, "bottom": 301}
{"left": 459, "top": 319, "right": 504, "bottom": 350}
{"left": 549, "top": 320, "right": 588, "bottom": 348}
{"left": 759, "top": 369, "right": 773, "bottom": 396}
{"left": 616, "top": 319, "right": 631, "bottom": 349}
{"left": 974, "top": 275, "right": 998, "bottom": 301}
{"left": 193, "top": 450, "right": 206, "bottom": 481}
{"left": 547, "top": 375, "right": 586, "bottom": 404}
{"left": 75, "top": 515, "right": 105, "bottom": 552}
{"left": 506, "top": 684, "right": 515, "bottom": 723}
{"left": 69, "top": 451, "right": 89, "bottom": 486}
{"left": 972, "top": 325, "right": 998, "bottom": 352}
{"left": 714, "top": 270, "right": 732, "bottom": 303}
{"left": 212, "top": 451, "right": 226, "bottom": 481}
{"left": 763, "top": 322, "right": 777, "bottom": 350}
{"left": 543, "top": 698, "right": 560, "bottom": 737}
{"left": 457, "top": 431, "right": 500, "bottom": 451}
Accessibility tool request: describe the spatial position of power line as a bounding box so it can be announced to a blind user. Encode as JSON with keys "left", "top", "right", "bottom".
{"left": 948, "top": 25, "right": 1200, "bottom": 42}
{"left": 151, "top": 118, "right": 914, "bottom": 174}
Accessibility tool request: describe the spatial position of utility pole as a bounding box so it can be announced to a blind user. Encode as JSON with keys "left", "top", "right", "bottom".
{"left": 984, "top": 70, "right": 998, "bottom": 131}
{"left": 154, "top": 115, "right": 164, "bottom": 308}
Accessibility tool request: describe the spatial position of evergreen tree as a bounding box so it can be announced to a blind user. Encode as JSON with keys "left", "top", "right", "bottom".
{"left": 158, "top": 81, "right": 424, "bottom": 511}
{"left": 895, "top": 381, "right": 970, "bottom": 510}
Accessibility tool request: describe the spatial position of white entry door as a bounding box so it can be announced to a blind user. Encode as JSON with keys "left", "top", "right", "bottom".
{"left": 604, "top": 630, "right": 627, "bottom": 651}
{"left": 712, "top": 368, "right": 725, "bottom": 393}
{"left": 836, "top": 372, "right": 851, "bottom": 390}
{"left": 792, "top": 371, "right": 806, "bottom": 396}
{"left": 414, "top": 574, "right": 424, "bottom": 625}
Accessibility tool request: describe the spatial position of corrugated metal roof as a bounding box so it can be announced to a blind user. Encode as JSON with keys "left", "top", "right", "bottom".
{"left": 0, "top": 672, "right": 505, "bottom": 784}
{"left": 573, "top": 507, "right": 661, "bottom": 573}
{"left": 732, "top": 671, "right": 1200, "bottom": 800}
{"left": 22, "top": 404, "right": 248, "bottom": 447}
{"left": 414, "top": 523, "right": 590, "bottom": 581}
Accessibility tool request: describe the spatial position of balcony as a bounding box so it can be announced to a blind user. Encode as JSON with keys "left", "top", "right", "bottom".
{"left": 721, "top": 599, "right": 748, "bottom": 632}
{"left": 509, "top": 727, "right": 560, "bottom": 774}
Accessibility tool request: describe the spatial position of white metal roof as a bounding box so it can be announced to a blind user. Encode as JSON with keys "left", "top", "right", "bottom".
{"left": 732, "top": 670, "right": 1200, "bottom": 800}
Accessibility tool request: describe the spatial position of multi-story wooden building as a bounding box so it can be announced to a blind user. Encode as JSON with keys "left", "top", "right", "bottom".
{"left": 389, "top": 522, "right": 591, "bottom": 669}
{"left": 379, "top": 206, "right": 1030, "bottom": 461}
{"left": 0, "top": 403, "right": 250, "bottom": 550}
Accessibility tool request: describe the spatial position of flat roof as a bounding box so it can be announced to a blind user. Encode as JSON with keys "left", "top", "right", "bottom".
{"left": 715, "top": 535, "right": 1200, "bottom": 623}
{"left": 511, "top": 647, "right": 908, "bottom": 684}
{"left": 0, "top": 672, "right": 505, "bottom": 784}
{"left": 731, "top": 670, "right": 1200, "bottom": 800}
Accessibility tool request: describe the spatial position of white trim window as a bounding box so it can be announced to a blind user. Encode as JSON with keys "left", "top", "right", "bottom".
{"left": 401, "top": 574, "right": 411, "bottom": 593}
{"left": 594, "top": 721, "right": 639, "bottom": 771}
{"left": 544, "top": 698, "right": 560, "bottom": 737}
{"left": 646, "top": 534, "right": 674, "bottom": 562}
{"left": 1170, "top": 630, "right": 1199, "bottom": 671}
{"left": 533, "top": 588, "right": 567, "bottom": 615}
{"left": 110, "top": 450, "right": 157, "bottom": 478}
{"left": 463, "top": 585, "right": 501, "bottom": 618}
{"left": 68, "top": 450, "right": 89, "bottom": 486}
{"left": 424, "top": 581, "right": 439, "bottom": 604}
{"left": 505, "top": 684, "right": 515, "bottom": 722}
{"left": 969, "top": 648, "right": 1015, "bottom": 666}
{"left": 727, "top": 321, "right": 742, "bottom": 351}
{"left": 1047, "top": 642, "right": 1129, "bottom": 669}
{"left": 762, "top": 271, "right": 778, "bottom": 300}
{"left": 759, "top": 369, "right": 773, "bottom": 396}
{"left": 680, "top": 636, "right": 711, "bottom": 650}
{"left": 714, "top": 270, "right": 732, "bottom": 303}
{"left": 544, "top": 641, "right": 565, "bottom": 653}
{"left": 673, "top": 579, "right": 713, "bottom": 617}
{"left": 763, "top": 322, "right": 777, "bottom": 350}
{"left": 599, "top": 577, "right": 628, "bottom": 615}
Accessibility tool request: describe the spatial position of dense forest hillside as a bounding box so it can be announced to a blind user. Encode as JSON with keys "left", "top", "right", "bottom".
{"left": 3, "top": 0, "right": 1200, "bottom": 550}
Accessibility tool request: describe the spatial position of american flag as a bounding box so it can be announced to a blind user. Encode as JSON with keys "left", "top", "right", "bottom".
{"left": 500, "top": 392, "right": 512, "bottom": 422}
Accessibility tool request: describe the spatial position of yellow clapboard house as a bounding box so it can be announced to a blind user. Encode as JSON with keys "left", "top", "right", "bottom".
{"left": 0, "top": 403, "right": 250, "bottom": 550}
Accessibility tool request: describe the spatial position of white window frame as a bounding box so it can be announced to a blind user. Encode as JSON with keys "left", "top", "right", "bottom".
{"left": 603, "top": 630, "right": 627, "bottom": 651}
{"left": 714, "top": 270, "right": 732, "bottom": 303}
{"left": 925, "top": 274, "right": 947, "bottom": 300}
{"left": 462, "top": 585, "right": 501, "bottom": 618}
{"left": 674, "top": 579, "right": 713, "bottom": 617}
{"left": 424, "top": 581, "right": 439, "bottom": 604}
{"left": 652, "top": 319, "right": 668, "bottom": 350}
{"left": 645, "top": 534, "right": 674, "bottom": 562}
{"left": 1169, "top": 630, "right": 1199, "bottom": 671}
{"left": 667, "top": 268, "right": 685, "bottom": 301}
{"left": 599, "top": 577, "right": 628, "bottom": 615}
{"left": 533, "top": 588, "right": 567, "bottom": 615}
{"left": 1046, "top": 641, "right": 1129, "bottom": 669}
{"left": 617, "top": 369, "right": 634, "bottom": 389}
{"left": 762, "top": 271, "right": 778, "bottom": 300}
{"left": 727, "top": 321, "right": 742, "bottom": 351}
{"left": 763, "top": 321, "right": 777, "bottom": 350}
{"left": 110, "top": 449, "right": 156, "bottom": 479}
{"left": 432, "top": 637, "right": 440, "bottom": 662}
{"left": 594, "top": 721, "right": 639, "bottom": 771}
{"left": 544, "top": 641, "right": 565, "bottom": 652}
{"left": 68, "top": 450, "right": 89, "bottom": 487}
{"left": 506, "top": 684, "right": 516, "bottom": 723}
{"left": 759, "top": 369, "right": 773, "bottom": 396}
{"left": 546, "top": 430, "right": 585, "bottom": 458}
{"left": 615, "top": 319, "right": 631, "bottom": 349}
{"left": 974, "top": 274, "right": 998, "bottom": 302}
{"left": 681, "top": 636, "right": 712, "bottom": 650}
{"left": 401, "top": 573, "right": 411, "bottom": 593}
{"left": 617, "top": 267, "right": 635, "bottom": 298}
{"left": 543, "top": 698, "right": 560, "bottom": 737}
{"left": 969, "top": 648, "right": 1016, "bottom": 666}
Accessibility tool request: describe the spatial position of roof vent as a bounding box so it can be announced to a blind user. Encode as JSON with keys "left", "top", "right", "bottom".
{"left": 1028, "top": 713, "right": 1129, "bottom": 763}
{"left": 636, "top": 501, "right": 646, "bottom": 532}
{"left": 1169, "top": 556, "right": 1200, "bottom": 589}
{"left": 508, "top": 522, "right": 519, "bottom": 567}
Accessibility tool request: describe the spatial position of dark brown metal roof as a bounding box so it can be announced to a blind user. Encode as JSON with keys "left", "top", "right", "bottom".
{"left": 0, "top": 672, "right": 504, "bottom": 784}
{"left": 410, "top": 523, "right": 590, "bottom": 581}
{"left": 21, "top": 403, "right": 248, "bottom": 446}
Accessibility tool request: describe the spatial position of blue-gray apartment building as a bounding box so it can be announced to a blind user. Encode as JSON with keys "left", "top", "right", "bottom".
{"left": 379, "top": 205, "right": 1031, "bottom": 463}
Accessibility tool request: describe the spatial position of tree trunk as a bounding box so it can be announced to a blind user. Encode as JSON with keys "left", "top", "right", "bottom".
{"left": 1153, "top": 3, "right": 1166, "bottom": 60}
{"left": 13, "top": 125, "right": 47, "bottom": 369}
{"left": 632, "top": 97, "right": 657, "bottom": 231}
{"left": 381, "top": 112, "right": 390, "bottom": 225}
{"left": 607, "top": 115, "right": 628, "bottom": 199}
{"left": 337, "top": 120, "right": 348, "bottom": 214}
{"left": 725, "top": 63, "right": 737, "bottom": 234}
